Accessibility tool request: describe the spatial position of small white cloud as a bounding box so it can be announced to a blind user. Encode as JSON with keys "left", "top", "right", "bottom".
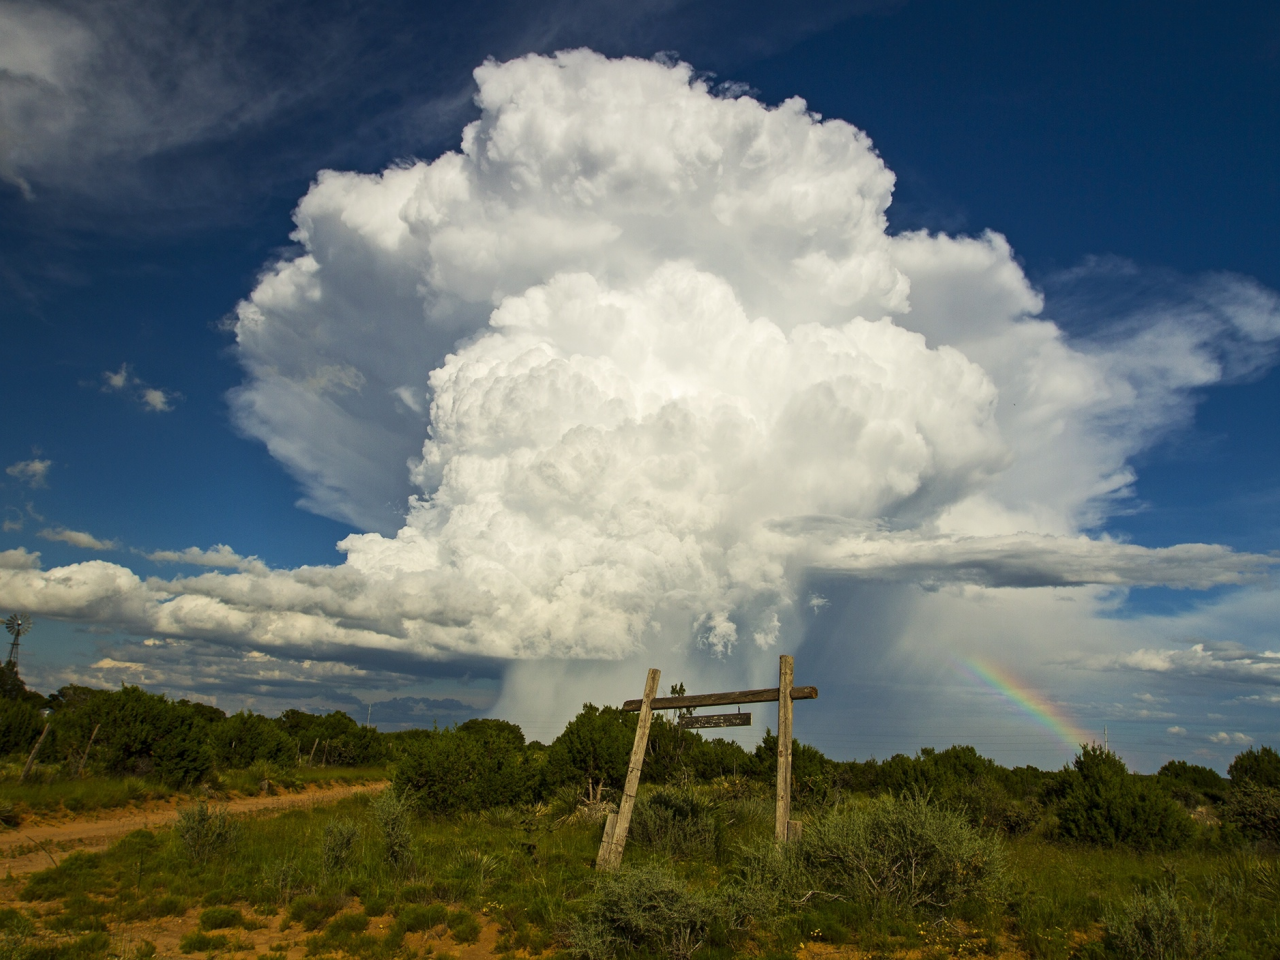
{"left": 6, "top": 459, "right": 51, "bottom": 488}
{"left": 1167, "top": 726, "right": 1187, "bottom": 736}
{"left": 808, "top": 594, "right": 830, "bottom": 611}
{"left": 99, "top": 363, "right": 178, "bottom": 412}
{"left": 145, "top": 544, "right": 266, "bottom": 573}
{"left": 37, "top": 527, "right": 117, "bottom": 551}
{"left": 102, "top": 363, "right": 132, "bottom": 391}
{"left": 1208, "top": 731, "right": 1253, "bottom": 745}
{"left": 0, "top": 547, "right": 41, "bottom": 570}
{"left": 1134, "top": 692, "right": 1167, "bottom": 704}
{"left": 141, "top": 388, "right": 173, "bottom": 412}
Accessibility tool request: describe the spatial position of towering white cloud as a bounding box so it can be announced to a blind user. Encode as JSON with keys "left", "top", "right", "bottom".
{"left": 4, "top": 50, "right": 1279, "bottom": 761}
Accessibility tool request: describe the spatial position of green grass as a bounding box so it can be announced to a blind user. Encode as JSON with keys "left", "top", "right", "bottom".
{"left": 8, "top": 781, "right": 1279, "bottom": 959}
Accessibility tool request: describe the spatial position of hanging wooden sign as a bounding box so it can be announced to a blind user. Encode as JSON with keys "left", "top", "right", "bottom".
{"left": 678, "top": 712, "right": 751, "bottom": 729}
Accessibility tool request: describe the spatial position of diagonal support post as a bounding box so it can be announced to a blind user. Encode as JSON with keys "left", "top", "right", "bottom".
{"left": 595, "top": 666, "right": 660, "bottom": 871}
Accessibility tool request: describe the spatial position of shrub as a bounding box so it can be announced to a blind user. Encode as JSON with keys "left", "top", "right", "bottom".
{"left": 320, "top": 817, "right": 360, "bottom": 874}
{"left": 395, "top": 725, "right": 540, "bottom": 815}
{"left": 173, "top": 803, "right": 238, "bottom": 863}
{"left": 1104, "top": 884, "right": 1224, "bottom": 959}
{"left": 397, "top": 903, "right": 447, "bottom": 933}
{"left": 446, "top": 909, "right": 480, "bottom": 944}
{"left": 793, "top": 793, "right": 1008, "bottom": 913}
{"left": 179, "top": 931, "right": 229, "bottom": 952}
{"left": 369, "top": 789, "right": 414, "bottom": 870}
{"left": 1221, "top": 781, "right": 1280, "bottom": 847}
{"left": 1054, "top": 746, "right": 1194, "bottom": 850}
{"left": 630, "top": 787, "right": 719, "bottom": 858}
{"left": 0, "top": 698, "right": 42, "bottom": 756}
{"left": 1228, "top": 745, "right": 1280, "bottom": 789}
{"left": 568, "top": 862, "right": 722, "bottom": 960}
{"left": 546, "top": 705, "right": 636, "bottom": 798}
{"left": 210, "top": 711, "right": 298, "bottom": 770}
{"left": 198, "top": 906, "right": 243, "bottom": 930}
{"left": 287, "top": 894, "right": 345, "bottom": 931}
{"left": 1157, "top": 760, "right": 1228, "bottom": 805}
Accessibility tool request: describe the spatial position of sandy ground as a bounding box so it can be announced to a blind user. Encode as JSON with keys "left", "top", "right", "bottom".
{"left": 0, "top": 781, "right": 386, "bottom": 878}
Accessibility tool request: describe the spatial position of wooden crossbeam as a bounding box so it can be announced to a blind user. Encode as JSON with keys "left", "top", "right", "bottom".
{"left": 622, "top": 685, "right": 818, "bottom": 712}
{"left": 678, "top": 712, "right": 751, "bottom": 729}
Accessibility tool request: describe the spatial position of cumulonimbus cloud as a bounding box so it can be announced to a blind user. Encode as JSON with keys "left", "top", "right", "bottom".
{"left": 3, "top": 50, "right": 1280, "bottom": 684}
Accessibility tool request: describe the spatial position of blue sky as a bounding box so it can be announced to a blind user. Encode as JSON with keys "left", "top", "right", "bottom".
{"left": 1, "top": 0, "right": 1277, "bottom": 769}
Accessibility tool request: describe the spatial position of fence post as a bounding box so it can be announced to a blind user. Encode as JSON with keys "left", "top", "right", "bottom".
{"left": 596, "top": 667, "right": 660, "bottom": 870}
{"left": 774, "top": 655, "right": 794, "bottom": 843}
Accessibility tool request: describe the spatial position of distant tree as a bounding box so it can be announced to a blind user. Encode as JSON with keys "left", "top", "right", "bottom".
{"left": 395, "top": 723, "right": 542, "bottom": 814}
{"left": 1228, "top": 745, "right": 1280, "bottom": 789}
{"left": 546, "top": 704, "right": 636, "bottom": 798}
{"left": 0, "top": 697, "right": 42, "bottom": 755}
{"left": 210, "top": 711, "right": 298, "bottom": 769}
{"left": 1054, "top": 745, "right": 1194, "bottom": 850}
{"left": 1157, "top": 760, "right": 1228, "bottom": 805}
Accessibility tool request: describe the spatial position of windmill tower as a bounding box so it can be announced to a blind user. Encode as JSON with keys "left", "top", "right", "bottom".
{"left": 4, "top": 613, "right": 31, "bottom": 669}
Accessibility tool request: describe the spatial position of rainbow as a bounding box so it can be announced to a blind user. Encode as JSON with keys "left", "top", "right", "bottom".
{"left": 958, "top": 657, "right": 1091, "bottom": 750}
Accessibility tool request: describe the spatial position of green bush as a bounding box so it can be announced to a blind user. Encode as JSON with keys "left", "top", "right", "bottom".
{"left": 1157, "top": 761, "right": 1228, "bottom": 805}
{"left": 546, "top": 705, "right": 636, "bottom": 798}
{"left": 568, "top": 862, "right": 722, "bottom": 960}
{"left": 0, "top": 698, "right": 42, "bottom": 756}
{"left": 446, "top": 909, "right": 480, "bottom": 944}
{"left": 197, "top": 906, "right": 243, "bottom": 930}
{"left": 369, "top": 789, "right": 414, "bottom": 870}
{"left": 630, "top": 787, "right": 719, "bottom": 858}
{"left": 794, "top": 793, "right": 1008, "bottom": 913}
{"left": 287, "top": 894, "right": 346, "bottom": 932}
{"left": 1221, "top": 781, "right": 1280, "bottom": 846}
{"left": 394, "top": 725, "right": 540, "bottom": 814}
{"left": 210, "top": 711, "right": 298, "bottom": 770}
{"left": 173, "top": 803, "right": 238, "bottom": 863}
{"left": 396, "top": 903, "right": 447, "bottom": 932}
{"left": 1228, "top": 745, "right": 1280, "bottom": 789}
{"left": 1054, "top": 746, "right": 1194, "bottom": 850}
{"left": 320, "top": 817, "right": 359, "bottom": 874}
{"left": 178, "top": 931, "right": 229, "bottom": 952}
{"left": 1104, "top": 884, "right": 1224, "bottom": 959}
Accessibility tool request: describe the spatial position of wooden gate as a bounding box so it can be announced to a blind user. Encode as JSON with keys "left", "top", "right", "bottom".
{"left": 595, "top": 654, "right": 817, "bottom": 871}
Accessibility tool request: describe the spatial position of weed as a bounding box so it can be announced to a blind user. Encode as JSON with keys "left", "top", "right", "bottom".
{"left": 321, "top": 816, "right": 360, "bottom": 874}
{"left": 630, "top": 786, "right": 720, "bottom": 859}
{"left": 1104, "top": 884, "right": 1224, "bottom": 959}
{"left": 178, "top": 930, "right": 230, "bottom": 952}
{"left": 397, "top": 904, "right": 448, "bottom": 932}
{"left": 173, "top": 802, "right": 238, "bottom": 863}
{"left": 198, "top": 905, "right": 244, "bottom": 930}
{"left": 446, "top": 909, "right": 481, "bottom": 943}
{"left": 287, "top": 894, "right": 346, "bottom": 931}
{"left": 568, "top": 862, "right": 722, "bottom": 960}
{"left": 369, "top": 789, "right": 414, "bottom": 871}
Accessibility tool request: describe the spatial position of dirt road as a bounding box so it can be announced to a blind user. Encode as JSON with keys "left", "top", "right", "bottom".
{"left": 0, "top": 780, "right": 386, "bottom": 877}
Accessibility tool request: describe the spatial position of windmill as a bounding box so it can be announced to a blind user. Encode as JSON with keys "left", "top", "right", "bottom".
{"left": 4, "top": 613, "right": 31, "bottom": 669}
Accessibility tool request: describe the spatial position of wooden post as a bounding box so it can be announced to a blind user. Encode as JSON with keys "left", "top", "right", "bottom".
{"left": 596, "top": 667, "right": 660, "bottom": 871}
{"left": 20, "top": 723, "right": 50, "bottom": 782}
{"left": 775, "top": 655, "right": 794, "bottom": 843}
{"left": 77, "top": 723, "right": 100, "bottom": 778}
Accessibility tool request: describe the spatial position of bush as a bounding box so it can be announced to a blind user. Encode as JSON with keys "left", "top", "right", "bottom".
{"left": 320, "top": 817, "right": 360, "bottom": 874}
{"left": 794, "top": 793, "right": 1008, "bottom": 913}
{"left": 1221, "top": 781, "right": 1280, "bottom": 847}
{"left": 173, "top": 803, "right": 238, "bottom": 863}
{"left": 1157, "top": 760, "right": 1228, "bottom": 805}
{"left": 287, "top": 894, "right": 345, "bottom": 932}
{"left": 210, "top": 711, "right": 298, "bottom": 769}
{"left": 1105, "top": 884, "right": 1224, "bottom": 959}
{"left": 569, "top": 862, "right": 722, "bottom": 960}
{"left": 0, "top": 698, "right": 42, "bottom": 756}
{"left": 198, "top": 906, "right": 243, "bottom": 930}
{"left": 630, "top": 787, "right": 719, "bottom": 858}
{"left": 1228, "top": 745, "right": 1280, "bottom": 789}
{"left": 369, "top": 789, "right": 414, "bottom": 870}
{"left": 546, "top": 705, "right": 637, "bottom": 798}
{"left": 394, "top": 725, "right": 540, "bottom": 814}
{"left": 1054, "top": 746, "right": 1194, "bottom": 850}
